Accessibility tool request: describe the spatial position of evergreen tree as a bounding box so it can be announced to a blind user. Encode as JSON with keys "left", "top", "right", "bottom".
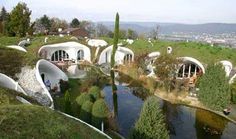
{"left": 7, "top": 2, "right": 31, "bottom": 37}
{"left": 130, "top": 97, "right": 169, "bottom": 139}
{"left": 198, "top": 64, "right": 231, "bottom": 111}
{"left": 39, "top": 14, "right": 51, "bottom": 31}
{"left": 70, "top": 18, "right": 80, "bottom": 28}
{"left": 0, "top": 7, "right": 9, "bottom": 34}
{"left": 0, "top": 7, "right": 7, "bottom": 21}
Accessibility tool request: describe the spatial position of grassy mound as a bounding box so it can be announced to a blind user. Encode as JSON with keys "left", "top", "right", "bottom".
{"left": 0, "top": 87, "right": 41, "bottom": 105}
{"left": 0, "top": 105, "right": 109, "bottom": 139}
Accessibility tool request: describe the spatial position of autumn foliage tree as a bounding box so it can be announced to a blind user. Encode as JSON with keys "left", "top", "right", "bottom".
{"left": 154, "top": 54, "right": 180, "bottom": 92}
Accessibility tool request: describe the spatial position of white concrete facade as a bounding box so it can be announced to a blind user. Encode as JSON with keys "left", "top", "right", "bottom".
{"left": 146, "top": 51, "right": 161, "bottom": 75}
{"left": 35, "top": 59, "right": 69, "bottom": 108}
{"left": 98, "top": 45, "right": 134, "bottom": 65}
{"left": 38, "top": 41, "right": 91, "bottom": 63}
{"left": 220, "top": 60, "right": 233, "bottom": 77}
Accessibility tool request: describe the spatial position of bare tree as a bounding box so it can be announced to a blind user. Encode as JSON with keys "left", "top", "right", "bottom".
{"left": 96, "top": 23, "right": 110, "bottom": 37}
{"left": 149, "top": 25, "right": 159, "bottom": 40}
{"left": 80, "top": 20, "right": 95, "bottom": 37}
{"left": 50, "top": 17, "right": 68, "bottom": 32}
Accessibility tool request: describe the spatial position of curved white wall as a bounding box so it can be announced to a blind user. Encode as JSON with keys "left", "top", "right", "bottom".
{"left": 220, "top": 60, "right": 232, "bottom": 77}
{"left": 179, "top": 57, "right": 205, "bottom": 73}
{"left": 87, "top": 39, "right": 108, "bottom": 47}
{"left": 98, "top": 45, "right": 134, "bottom": 65}
{"left": 38, "top": 41, "right": 91, "bottom": 63}
{"left": 148, "top": 51, "right": 161, "bottom": 58}
{"left": 0, "top": 73, "right": 26, "bottom": 95}
{"left": 6, "top": 45, "right": 27, "bottom": 52}
{"left": 35, "top": 59, "right": 69, "bottom": 108}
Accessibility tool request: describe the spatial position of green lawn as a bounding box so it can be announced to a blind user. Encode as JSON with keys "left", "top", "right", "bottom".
{"left": 126, "top": 39, "right": 236, "bottom": 65}
{"left": 0, "top": 87, "right": 109, "bottom": 139}
{"left": 1, "top": 36, "right": 236, "bottom": 66}
{"left": 0, "top": 105, "right": 109, "bottom": 139}
{"left": 101, "top": 37, "right": 236, "bottom": 65}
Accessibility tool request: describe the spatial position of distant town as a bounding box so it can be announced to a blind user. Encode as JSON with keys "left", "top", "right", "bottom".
{"left": 159, "top": 32, "right": 236, "bottom": 48}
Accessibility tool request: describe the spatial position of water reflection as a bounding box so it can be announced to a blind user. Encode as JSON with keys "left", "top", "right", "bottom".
{"left": 195, "top": 109, "right": 227, "bottom": 139}
{"left": 103, "top": 85, "right": 236, "bottom": 138}
{"left": 111, "top": 70, "right": 118, "bottom": 117}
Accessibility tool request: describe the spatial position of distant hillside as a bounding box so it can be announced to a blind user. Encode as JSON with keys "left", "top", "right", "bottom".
{"left": 98, "top": 22, "right": 236, "bottom": 34}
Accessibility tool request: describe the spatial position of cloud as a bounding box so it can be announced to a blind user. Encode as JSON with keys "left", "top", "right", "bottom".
{"left": 1, "top": 0, "right": 236, "bottom": 23}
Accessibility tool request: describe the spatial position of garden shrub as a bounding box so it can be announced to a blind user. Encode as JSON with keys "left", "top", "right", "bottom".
{"left": 130, "top": 96, "right": 169, "bottom": 139}
{"left": 64, "top": 91, "right": 72, "bottom": 115}
{"left": 75, "top": 93, "right": 92, "bottom": 109}
{"left": 79, "top": 101, "right": 93, "bottom": 123}
{"left": 88, "top": 86, "right": 101, "bottom": 101}
{"left": 91, "top": 99, "right": 109, "bottom": 129}
{"left": 198, "top": 64, "right": 231, "bottom": 111}
{"left": 0, "top": 48, "right": 25, "bottom": 79}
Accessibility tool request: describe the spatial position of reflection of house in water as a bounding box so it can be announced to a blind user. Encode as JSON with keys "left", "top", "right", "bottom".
{"left": 177, "top": 57, "right": 205, "bottom": 79}
{"left": 38, "top": 41, "right": 91, "bottom": 64}
{"left": 98, "top": 45, "right": 134, "bottom": 65}
{"left": 195, "top": 109, "right": 227, "bottom": 138}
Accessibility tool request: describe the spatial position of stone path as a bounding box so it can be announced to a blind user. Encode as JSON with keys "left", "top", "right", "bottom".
{"left": 16, "top": 66, "right": 51, "bottom": 106}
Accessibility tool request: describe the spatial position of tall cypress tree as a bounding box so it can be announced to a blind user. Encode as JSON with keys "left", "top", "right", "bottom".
{"left": 110, "top": 13, "right": 119, "bottom": 117}
{"left": 111, "top": 13, "right": 119, "bottom": 68}
{"left": 0, "top": 7, "right": 9, "bottom": 34}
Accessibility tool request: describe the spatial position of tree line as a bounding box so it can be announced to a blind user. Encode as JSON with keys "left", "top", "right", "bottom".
{"left": 0, "top": 2, "right": 159, "bottom": 39}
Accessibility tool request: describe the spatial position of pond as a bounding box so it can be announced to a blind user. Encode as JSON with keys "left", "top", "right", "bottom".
{"left": 103, "top": 85, "right": 236, "bottom": 139}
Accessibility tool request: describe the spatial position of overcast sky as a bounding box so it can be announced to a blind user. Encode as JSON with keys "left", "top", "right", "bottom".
{"left": 1, "top": 0, "right": 236, "bottom": 24}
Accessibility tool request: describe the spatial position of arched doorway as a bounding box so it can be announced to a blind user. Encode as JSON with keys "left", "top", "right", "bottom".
{"left": 51, "top": 50, "right": 69, "bottom": 61}
{"left": 77, "top": 50, "right": 84, "bottom": 60}
{"left": 41, "top": 73, "right": 45, "bottom": 83}
{"left": 177, "top": 63, "right": 201, "bottom": 78}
